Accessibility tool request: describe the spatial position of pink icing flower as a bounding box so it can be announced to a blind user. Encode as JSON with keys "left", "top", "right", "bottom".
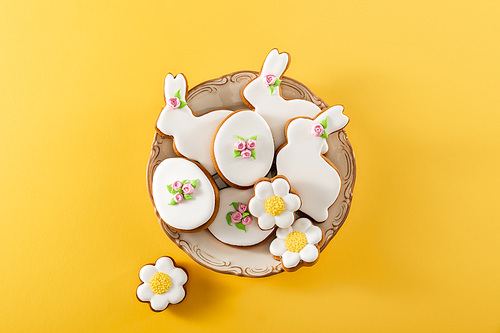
{"left": 246, "top": 139, "right": 256, "bottom": 150}
{"left": 241, "top": 149, "right": 252, "bottom": 159}
{"left": 237, "top": 203, "right": 247, "bottom": 213}
{"left": 234, "top": 140, "right": 246, "bottom": 151}
{"left": 174, "top": 193, "right": 184, "bottom": 204}
{"left": 241, "top": 216, "right": 252, "bottom": 225}
{"left": 312, "top": 124, "right": 324, "bottom": 137}
{"left": 172, "top": 180, "right": 183, "bottom": 191}
{"left": 167, "top": 97, "right": 181, "bottom": 109}
{"left": 264, "top": 74, "right": 277, "bottom": 86}
{"left": 182, "top": 183, "right": 194, "bottom": 195}
{"left": 231, "top": 211, "right": 242, "bottom": 223}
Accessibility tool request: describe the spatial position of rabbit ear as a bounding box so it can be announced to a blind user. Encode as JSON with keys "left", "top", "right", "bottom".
{"left": 164, "top": 73, "right": 187, "bottom": 100}
{"left": 261, "top": 49, "right": 289, "bottom": 78}
{"left": 317, "top": 105, "right": 349, "bottom": 135}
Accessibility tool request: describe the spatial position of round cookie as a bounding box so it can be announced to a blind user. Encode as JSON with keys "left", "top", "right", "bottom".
{"left": 208, "top": 187, "right": 275, "bottom": 247}
{"left": 211, "top": 110, "right": 274, "bottom": 188}
{"left": 152, "top": 157, "right": 219, "bottom": 232}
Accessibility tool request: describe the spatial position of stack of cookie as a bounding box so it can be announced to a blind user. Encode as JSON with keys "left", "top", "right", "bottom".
{"left": 150, "top": 49, "right": 349, "bottom": 272}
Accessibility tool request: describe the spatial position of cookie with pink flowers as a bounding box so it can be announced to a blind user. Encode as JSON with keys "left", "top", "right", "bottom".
{"left": 211, "top": 110, "right": 274, "bottom": 189}
{"left": 152, "top": 157, "right": 219, "bottom": 232}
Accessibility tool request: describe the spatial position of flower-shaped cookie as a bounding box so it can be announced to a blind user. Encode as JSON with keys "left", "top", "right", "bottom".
{"left": 248, "top": 176, "right": 301, "bottom": 230}
{"left": 136, "top": 257, "right": 188, "bottom": 311}
{"left": 270, "top": 218, "right": 324, "bottom": 271}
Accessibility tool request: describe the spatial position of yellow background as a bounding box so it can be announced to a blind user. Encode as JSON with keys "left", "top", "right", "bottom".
{"left": 1, "top": 0, "right": 499, "bottom": 331}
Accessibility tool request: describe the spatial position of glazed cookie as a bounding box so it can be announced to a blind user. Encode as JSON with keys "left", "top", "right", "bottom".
{"left": 248, "top": 176, "right": 301, "bottom": 230}
{"left": 211, "top": 110, "right": 274, "bottom": 188}
{"left": 276, "top": 105, "right": 349, "bottom": 222}
{"left": 152, "top": 157, "right": 219, "bottom": 232}
{"left": 242, "top": 49, "right": 323, "bottom": 149}
{"left": 156, "top": 73, "right": 232, "bottom": 175}
{"left": 208, "top": 187, "right": 275, "bottom": 247}
{"left": 136, "top": 256, "right": 188, "bottom": 311}
{"left": 270, "top": 218, "right": 324, "bottom": 271}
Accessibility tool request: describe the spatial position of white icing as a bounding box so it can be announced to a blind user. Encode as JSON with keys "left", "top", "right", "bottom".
{"left": 212, "top": 111, "right": 274, "bottom": 187}
{"left": 248, "top": 177, "right": 301, "bottom": 230}
{"left": 156, "top": 73, "right": 232, "bottom": 175}
{"left": 269, "top": 218, "right": 322, "bottom": 269}
{"left": 242, "top": 49, "right": 323, "bottom": 149}
{"left": 276, "top": 106, "right": 348, "bottom": 222}
{"left": 152, "top": 157, "right": 217, "bottom": 231}
{"left": 208, "top": 188, "right": 274, "bottom": 247}
{"left": 136, "top": 257, "right": 188, "bottom": 311}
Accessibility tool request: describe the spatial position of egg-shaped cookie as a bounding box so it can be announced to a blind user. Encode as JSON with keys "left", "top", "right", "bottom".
{"left": 208, "top": 187, "right": 275, "bottom": 247}
{"left": 212, "top": 110, "right": 274, "bottom": 188}
{"left": 152, "top": 157, "right": 219, "bottom": 232}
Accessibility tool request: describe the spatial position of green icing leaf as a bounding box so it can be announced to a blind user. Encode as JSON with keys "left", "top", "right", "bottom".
{"left": 320, "top": 116, "right": 328, "bottom": 129}
{"left": 250, "top": 149, "right": 256, "bottom": 159}
{"left": 242, "top": 212, "right": 250, "bottom": 218}
{"left": 174, "top": 89, "right": 181, "bottom": 99}
{"left": 168, "top": 198, "right": 177, "bottom": 205}
{"left": 234, "top": 135, "right": 246, "bottom": 141}
{"left": 191, "top": 179, "right": 198, "bottom": 188}
{"left": 179, "top": 101, "right": 187, "bottom": 109}
{"left": 167, "top": 184, "right": 173, "bottom": 194}
{"left": 230, "top": 202, "right": 239, "bottom": 210}
{"left": 320, "top": 132, "right": 328, "bottom": 139}
{"left": 269, "top": 85, "right": 275, "bottom": 94}
{"left": 234, "top": 150, "right": 241, "bottom": 158}
{"left": 184, "top": 194, "right": 193, "bottom": 200}
{"left": 176, "top": 188, "right": 183, "bottom": 194}
{"left": 226, "top": 212, "right": 233, "bottom": 225}
{"left": 274, "top": 78, "right": 282, "bottom": 86}
{"left": 181, "top": 179, "right": 188, "bottom": 185}
{"left": 249, "top": 135, "right": 257, "bottom": 140}
{"left": 235, "top": 223, "right": 246, "bottom": 232}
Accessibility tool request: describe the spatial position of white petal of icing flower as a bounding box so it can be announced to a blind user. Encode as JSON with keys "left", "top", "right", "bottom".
{"left": 258, "top": 213, "right": 276, "bottom": 230}
{"left": 274, "top": 211, "right": 294, "bottom": 228}
{"left": 150, "top": 294, "right": 170, "bottom": 311}
{"left": 139, "top": 265, "right": 157, "bottom": 283}
{"left": 276, "top": 226, "right": 293, "bottom": 239}
{"left": 305, "top": 225, "right": 322, "bottom": 245}
{"left": 136, "top": 283, "right": 155, "bottom": 302}
{"left": 248, "top": 197, "right": 265, "bottom": 217}
{"left": 283, "top": 193, "right": 301, "bottom": 212}
{"left": 254, "top": 181, "right": 274, "bottom": 200}
{"left": 282, "top": 251, "right": 301, "bottom": 268}
{"left": 166, "top": 285, "right": 186, "bottom": 304}
{"left": 270, "top": 238, "right": 287, "bottom": 256}
{"left": 292, "top": 218, "right": 312, "bottom": 233}
{"left": 300, "top": 244, "right": 319, "bottom": 263}
{"left": 271, "top": 177, "right": 290, "bottom": 197}
{"left": 155, "top": 257, "right": 175, "bottom": 274}
{"left": 168, "top": 268, "right": 188, "bottom": 286}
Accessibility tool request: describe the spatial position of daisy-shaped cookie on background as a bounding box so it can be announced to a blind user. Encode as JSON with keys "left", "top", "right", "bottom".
{"left": 248, "top": 176, "right": 301, "bottom": 230}
{"left": 270, "top": 218, "right": 324, "bottom": 271}
{"left": 136, "top": 256, "right": 188, "bottom": 311}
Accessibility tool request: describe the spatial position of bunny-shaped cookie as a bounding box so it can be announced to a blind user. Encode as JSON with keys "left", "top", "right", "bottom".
{"left": 242, "top": 49, "right": 323, "bottom": 149}
{"left": 276, "top": 105, "right": 349, "bottom": 222}
{"left": 156, "top": 74, "right": 232, "bottom": 175}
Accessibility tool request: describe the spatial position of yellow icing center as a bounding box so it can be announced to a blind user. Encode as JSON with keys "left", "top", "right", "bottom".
{"left": 264, "top": 196, "right": 285, "bottom": 216}
{"left": 285, "top": 231, "right": 308, "bottom": 253}
{"left": 149, "top": 272, "right": 171, "bottom": 294}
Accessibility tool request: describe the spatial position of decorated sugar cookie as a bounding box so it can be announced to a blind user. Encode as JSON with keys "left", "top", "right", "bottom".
{"left": 211, "top": 110, "right": 274, "bottom": 188}
{"left": 276, "top": 105, "right": 349, "bottom": 222}
{"left": 208, "top": 187, "right": 275, "bottom": 247}
{"left": 270, "top": 218, "right": 324, "bottom": 271}
{"left": 242, "top": 49, "right": 324, "bottom": 149}
{"left": 248, "top": 176, "right": 301, "bottom": 230}
{"left": 152, "top": 157, "right": 219, "bottom": 232}
{"left": 156, "top": 73, "right": 232, "bottom": 175}
{"left": 136, "top": 256, "right": 188, "bottom": 311}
